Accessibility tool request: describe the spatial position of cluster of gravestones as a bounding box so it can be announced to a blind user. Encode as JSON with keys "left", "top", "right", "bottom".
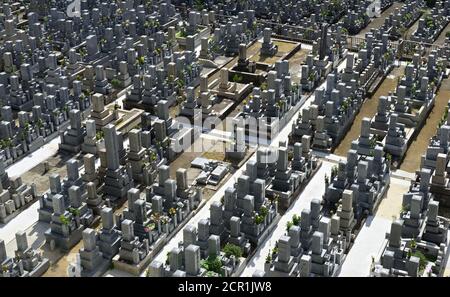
{"left": 291, "top": 30, "right": 396, "bottom": 151}
{"left": 0, "top": 160, "right": 38, "bottom": 224}
{"left": 374, "top": 150, "right": 450, "bottom": 276}
{"left": 0, "top": 0, "right": 261, "bottom": 230}
{"left": 340, "top": 0, "right": 374, "bottom": 35}
{"left": 259, "top": 105, "right": 390, "bottom": 277}
{"left": 371, "top": 99, "right": 450, "bottom": 276}
{"left": 411, "top": 1, "right": 450, "bottom": 44}
{"left": 236, "top": 58, "right": 302, "bottom": 140}
{"left": 148, "top": 138, "right": 320, "bottom": 277}
{"left": 257, "top": 189, "right": 355, "bottom": 277}
{"left": 259, "top": 78, "right": 394, "bottom": 276}
{"left": 36, "top": 145, "right": 201, "bottom": 276}
{"left": 369, "top": 52, "right": 445, "bottom": 161}
{"left": 0, "top": 230, "right": 50, "bottom": 277}
{"left": 187, "top": 0, "right": 367, "bottom": 27}
{"left": 0, "top": 0, "right": 179, "bottom": 168}
{"left": 380, "top": 0, "right": 425, "bottom": 40}
{"left": 199, "top": 10, "right": 259, "bottom": 57}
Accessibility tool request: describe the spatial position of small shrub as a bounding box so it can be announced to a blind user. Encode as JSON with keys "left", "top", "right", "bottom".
{"left": 223, "top": 243, "right": 243, "bottom": 258}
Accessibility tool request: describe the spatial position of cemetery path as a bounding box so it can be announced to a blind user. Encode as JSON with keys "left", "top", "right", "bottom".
{"left": 0, "top": 137, "right": 60, "bottom": 243}
{"left": 356, "top": 2, "right": 405, "bottom": 38}
{"left": 334, "top": 65, "right": 405, "bottom": 156}
{"left": 288, "top": 46, "right": 312, "bottom": 84}
{"left": 404, "top": 13, "right": 423, "bottom": 40}
{"left": 400, "top": 78, "right": 450, "bottom": 173}
{"left": 240, "top": 161, "right": 334, "bottom": 277}
{"left": 338, "top": 177, "right": 410, "bottom": 276}
{"left": 5, "top": 136, "right": 60, "bottom": 177}
{"left": 434, "top": 21, "right": 450, "bottom": 45}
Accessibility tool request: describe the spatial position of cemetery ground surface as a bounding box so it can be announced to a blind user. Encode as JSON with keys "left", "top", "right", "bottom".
{"left": 404, "top": 8, "right": 430, "bottom": 40}
{"left": 334, "top": 64, "right": 406, "bottom": 156}
{"left": 400, "top": 77, "right": 450, "bottom": 173}
{"left": 435, "top": 22, "right": 450, "bottom": 45}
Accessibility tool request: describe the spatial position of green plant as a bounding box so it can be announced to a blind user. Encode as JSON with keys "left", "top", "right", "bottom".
{"left": 111, "top": 78, "right": 121, "bottom": 89}
{"left": 168, "top": 207, "right": 177, "bottom": 217}
{"left": 201, "top": 255, "right": 222, "bottom": 274}
{"left": 412, "top": 250, "right": 428, "bottom": 272}
{"left": 232, "top": 74, "right": 243, "bottom": 83}
{"left": 150, "top": 151, "right": 157, "bottom": 161}
{"left": 286, "top": 221, "right": 293, "bottom": 232}
{"left": 260, "top": 205, "right": 268, "bottom": 218}
{"left": 68, "top": 207, "right": 80, "bottom": 217}
{"left": 272, "top": 246, "right": 278, "bottom": 256}
{"left": 36, "top": 119, "right": 44, "bottom": 129}
{"left": 425, "top": 0, "right": 436, "bottom": 8}
{"left": 386, "top": 153, "right": 392, "bottom": 162}
{"left": 223, "top": 243, "right": 243, "bottom": 258}
{"left": 194, "top": 0, "right": 205, "bottom": 11}
{"left": 137, "top": 56, "right": 145, "bottom": 65}
{"left": 254, "top": 214, "right": 264, "bottom": 225}
{"left": 59, "top": 214, "right": 70, "bottom": 226}
{"left": 96, "top": 131, "right": 104, "bottom": 140}
{"left": 165, "top": 252, "right": 170, "bottom": 265}
{"left": 145, "top": 223, "right": 156, "bottom": 232}
{"left": 292, "top": 214, "right": 301, "bottom": 226}
{"left": 265, "top": 252, "right": 272, "bottom": 263}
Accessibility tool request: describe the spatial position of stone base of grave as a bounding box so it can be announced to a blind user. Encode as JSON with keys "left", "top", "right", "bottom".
{"left": 81, "top": 258, "right": 111, "bottom": 277}
{"left": 230, "top": 257, "right": 248, "bottom": 277}
{"left": 268, "top": 160, "right": 322, "bottom": 209}
{"left": 58, "top": 143, "right": 83, "bottom": 153}
{"left": 44, "top": 226, "right": 84, "bottom": 251}
{"left": 247, "top": 213, "right": 281, "bottom": 247}
{"left": 28, "top": 258, "right": 51, "bottom": 277}
{"left": 430, "top": 185, "right": 450, "bottom": 208}
{"left": 81, "top": 142, "right": 98, "bottom": 155}
{"left": 210, "top": 81, "right": 253, "bottom": 102}
{"left": 266, "top": 261, "right": 298, "bottom": 277}
{"left": 112, "top": 252, "right": 153, "bottom": 276}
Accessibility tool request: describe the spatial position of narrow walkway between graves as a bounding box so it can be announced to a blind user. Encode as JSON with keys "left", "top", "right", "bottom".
{"left": 240, "top": 161, "right": 334, "bottom": 276}
{"left": 338, "top": 177, "right": 410, "bottom": 276}
{"left": 400, "top": 78, "right": 450, "bottom": 173}
{"left": 404, "top": 13, "right": 424, "bottom": 40}
{"left": 334, "top": 65, "right": 405, "bottom": 157}
{"left": 434, "top": 21, "right": 450, "bottom": 45}
{"left": 356, "top": 2, "right": 405, "bottom": 38}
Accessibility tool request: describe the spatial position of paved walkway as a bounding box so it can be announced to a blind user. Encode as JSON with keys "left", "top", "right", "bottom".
{"left": 0, "top": 137, "right": 61, "bottom": 244}
{"left": 241, "top": 161, "right": 334, "bottom": 276}
{"left": 338, "top": 177, "right": 410, "bottom": 276}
